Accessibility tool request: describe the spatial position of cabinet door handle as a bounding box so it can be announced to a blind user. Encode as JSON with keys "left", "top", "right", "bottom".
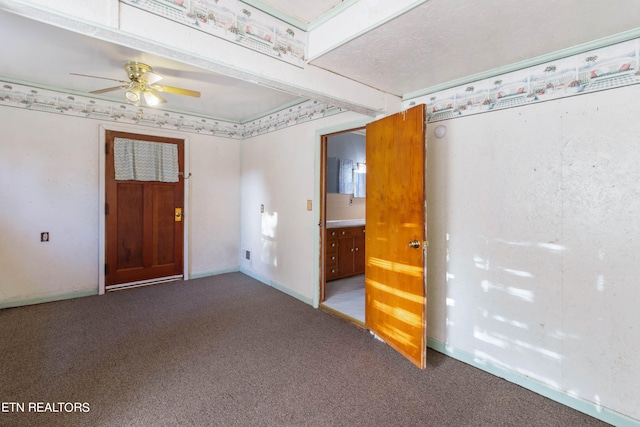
{"left": 355, "top": 247, "right": 359, "bottom": 251}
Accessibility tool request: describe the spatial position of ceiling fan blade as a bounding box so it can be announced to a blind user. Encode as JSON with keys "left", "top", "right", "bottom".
{"left": 143, "top": 71, "right": 163, "bottom": 85}
{"left": 70, "top": 72, "right": 129, "bottom": 84}
{"left": 90, "top": 85, "right": 129, "bottom": 94}
{"left": 148, "top": 88, "right": 167, "bottom": 105}
{"left": 152, "top": 84, "right": 201, "bottom": 98}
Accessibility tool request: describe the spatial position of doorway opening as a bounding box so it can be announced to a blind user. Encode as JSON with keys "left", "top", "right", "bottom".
{"left": 318, "top": 105, "right": 427, "bottom": 368}
{"left": 319, "top": 127, "right": 366, "bottom": 326}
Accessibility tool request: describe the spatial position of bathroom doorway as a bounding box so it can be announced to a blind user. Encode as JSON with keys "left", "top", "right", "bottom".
{"left": 319, "top": 128, "right": 366, "bottom": 325}
{"left": 319, "top": 105, "right": 427, "bottom": 368}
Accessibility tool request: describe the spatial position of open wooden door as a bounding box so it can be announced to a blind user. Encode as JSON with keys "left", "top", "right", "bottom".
{"left": 365, "top": 104, "right": 427, "bottom": 368}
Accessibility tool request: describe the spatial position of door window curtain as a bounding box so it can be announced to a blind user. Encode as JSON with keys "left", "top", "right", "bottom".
{"left": 114, "top": 138, "right": 179, "bottom": 182}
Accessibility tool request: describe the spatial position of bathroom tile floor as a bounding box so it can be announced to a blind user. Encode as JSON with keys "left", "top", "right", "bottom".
{"left": 322, "top": 274, "right": 365, "bottom": 323}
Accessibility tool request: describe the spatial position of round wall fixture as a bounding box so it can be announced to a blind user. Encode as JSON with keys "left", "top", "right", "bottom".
{"left": 434, "top": 125, "right": 447, "bottom": 139}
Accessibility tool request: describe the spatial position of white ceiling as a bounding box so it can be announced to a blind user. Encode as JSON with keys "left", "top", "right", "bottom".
{"left": 0, "top": 9, "right": 303, "bottom": 123}
{"left": 310, "top": 0, "right": 640, "bottom": 97}
{"left": 1, "top": 0, "right": 639, "bottom": 123}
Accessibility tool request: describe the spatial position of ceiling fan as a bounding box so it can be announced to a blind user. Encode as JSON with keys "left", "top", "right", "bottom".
{"left": 71, "top": 62, "right": 201, "bottom": 107}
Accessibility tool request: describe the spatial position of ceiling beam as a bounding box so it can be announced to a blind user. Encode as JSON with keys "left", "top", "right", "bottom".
{"left": 0, "top": 0, "right": 399, "bottom": 117}
{"left": 307, "top": 0, "right": 428, "bottom": 61}
{"left": 237, "top": 0, "right": 308, "bottom": 31}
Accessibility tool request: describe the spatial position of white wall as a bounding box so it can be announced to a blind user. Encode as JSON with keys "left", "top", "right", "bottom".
{"left": 426, "top": 85, "right": 640, "bottom": 421}
{"left": 188, "top": 133, "right": 241, "bottom": 277}
{"left": 238, "top": 85, "right": 640, "bottom": 422}
{"left": 18, "top": 0, "right": 119, "bottom": 26}
{"left": 0, "top": 107, "right": 241, "bottom": 305}
{"left": 2, "top": 77, "right": 637, "bottom": 423}
{"left": 0, "top": 109, "right": 100, "bottom": 302}
{"left": 239, "top": 112, "right": 368, "bottom": 303}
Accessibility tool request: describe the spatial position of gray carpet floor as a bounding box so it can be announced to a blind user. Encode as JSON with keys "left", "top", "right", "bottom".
{"left": 0, "top": 273, "right": 609, "bottom": 426}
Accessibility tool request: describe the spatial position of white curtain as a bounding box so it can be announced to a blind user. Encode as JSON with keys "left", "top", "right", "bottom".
{"left": 338, "top": 158, "right": 354, "bottom": 194}
{"left": 114, "top": 138, "right": 179, "bottom": 182}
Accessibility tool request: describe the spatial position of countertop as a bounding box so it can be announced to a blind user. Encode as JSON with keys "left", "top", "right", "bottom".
{"left": 326, "top": 219, "right": 365, "bottom": 228}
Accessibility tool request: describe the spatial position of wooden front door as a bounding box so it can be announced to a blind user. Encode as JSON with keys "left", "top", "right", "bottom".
{"left": 365, "top": 104, "right": 427, "bottom": 368}
{"left": 105, "top": 130, "right": 184, "bottom": 287}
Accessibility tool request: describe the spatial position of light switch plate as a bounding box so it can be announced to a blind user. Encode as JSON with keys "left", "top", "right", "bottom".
{"left": 306, "top": 200, "right": 312, "bottom": 211}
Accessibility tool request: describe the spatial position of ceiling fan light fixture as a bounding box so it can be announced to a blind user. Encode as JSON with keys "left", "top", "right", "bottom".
{"left": 73, "top": 62, "right": 197, "bottom": 107}
{"left": 143, "top": 89, "right": 161, "bottom": 106}
{"left": 125, "top": 87, "right": 141, "bottom": 103}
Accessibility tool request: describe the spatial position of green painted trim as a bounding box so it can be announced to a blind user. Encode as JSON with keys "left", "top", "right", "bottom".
{"left": 312, "top": 130, "right": 322, "bottom": 309}
{"left": 307, "top": 0, "right": 429, "bottom": 62}
{"left": 404, "top": 27, "right": 640, "bottom": 101}
{"left": 238, "top": 0, "right": 308, "bottom": 31}
{"left": 314, "top": 118, "right": 371, "bottom": 139}
{"left": 427, "top": 338, "right": 640, "bottom": 427}
{"left": 0, "top": 289, "right": 98, "bottom": 309}
{"left": 307, "top": 0, "right": 362, "bottom": 31}
{"left": 189, "top": 267, "right": 241, "bottom": 280}
{"left": 239, "top": 267, "right": 313, "bottom": 305}
{"left": 239, "top": 0, "right": 364, "bottom": 32}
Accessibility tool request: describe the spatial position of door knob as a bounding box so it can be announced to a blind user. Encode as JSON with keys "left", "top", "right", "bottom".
{"left": 409, "top": 240, "right": 420, "bottom": 249}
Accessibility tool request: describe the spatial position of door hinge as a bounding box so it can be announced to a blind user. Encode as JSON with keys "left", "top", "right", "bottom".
{"left": 105, "top": 203, "right": 109, "bottom": 215}
{"left": 104, "top": 264, "right": 109, "bottom": 275}
{"left": 105, "top": 142, "right": 109, "bottom": 155}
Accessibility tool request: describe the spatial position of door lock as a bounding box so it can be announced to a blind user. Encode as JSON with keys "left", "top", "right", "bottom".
{"left": 409, "top": 240, "right": 420, "bottom": 249}
{"left": 175, "top": 207, "right": 183, "bottom": 222}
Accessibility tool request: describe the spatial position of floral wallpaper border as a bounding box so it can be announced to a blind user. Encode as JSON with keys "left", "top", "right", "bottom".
{"left": 242, "top": 101, "right": 344, "bottom": 138}
{"left": 121, "top": 0, "right": 306, "bottom": 66}
{"left": 0, "top": 81, "right": 345, "bottom": 139}
{"left": 5, "top": 37, "right": 640, "bottom": 139}
{"left": 404, "top": 38, "right": 640, "bottom": 123}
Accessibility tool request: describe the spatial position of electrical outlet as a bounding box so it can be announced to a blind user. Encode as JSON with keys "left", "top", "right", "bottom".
{"left": 307, "top": 200, "right": 312, "bottom": 211}
{"left": 260, "top": 204, "right": 264, "bottom": 213}
{"left": 245, "top": 250, "right": 251, "bottom": 260}
{"left": 40, "top": 232, "right": 49, "bottom": 242}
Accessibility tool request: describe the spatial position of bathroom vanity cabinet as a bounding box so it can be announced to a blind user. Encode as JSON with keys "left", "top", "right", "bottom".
{"left": 325, "top": 225, "right": 365, "bottom": 281}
